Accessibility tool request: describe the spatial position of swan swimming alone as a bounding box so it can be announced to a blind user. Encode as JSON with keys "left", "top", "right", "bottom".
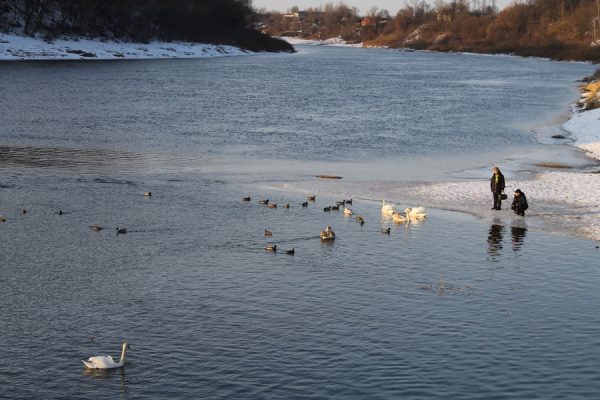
{"left": 82, "top": 342, "right": 129, "bottom": 369}
{"left": 381, "top": 200, "right": 396, "bottom": 216}
{"left": 405, "top": 207, "right": 427, "bottom": 220}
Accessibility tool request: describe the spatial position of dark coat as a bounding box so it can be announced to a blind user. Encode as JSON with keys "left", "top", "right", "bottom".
{"left": 511, "top": 193, "right": 528, "bottom": 211}
{"left": 490, "top": 173, "right": 505, "bottom": 193}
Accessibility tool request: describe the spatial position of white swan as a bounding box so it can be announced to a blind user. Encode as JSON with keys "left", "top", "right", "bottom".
{"left": 392, "top": 211, "right": 408, "bottom": 223}
{"left": 343, "top": 207, "right": 353, "bottom": 216}
{"left": 405, "top": 207, "right": 427, "bottom": 220}
{"left": 381, "top": 200, "right": 396, "bottom": 216}
{"left": 82, "top": 342, "right": 129, "bottom": 369}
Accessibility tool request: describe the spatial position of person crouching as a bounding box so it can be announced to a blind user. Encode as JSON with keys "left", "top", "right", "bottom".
{"left": 511, "top": 189, "right": 528, "bottom": 216}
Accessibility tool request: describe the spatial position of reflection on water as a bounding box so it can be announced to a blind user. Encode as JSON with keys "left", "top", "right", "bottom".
{"left": 0, "top": 145, "right": 197, "bottom": 175}
{"left": 83, "top": 367, "right": 127, "bottom": 398}
{"left": 487, "top": 223, "right": 505, "bottom": 259}
{"left": 511, "top": 226, "right": 528, "bottom": 252}
{"left": 488, "top": 223, "right": 528, "bottom": 258}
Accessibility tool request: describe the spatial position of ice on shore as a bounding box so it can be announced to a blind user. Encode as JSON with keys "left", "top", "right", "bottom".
{"left": 563, "top": 108, "right": 600, "bottom": 160}
{"left": 279, "top": 36, "right": 362, "bottom": 48}
{"left": 0, "top": 32, "right": 252, "bottom": 61}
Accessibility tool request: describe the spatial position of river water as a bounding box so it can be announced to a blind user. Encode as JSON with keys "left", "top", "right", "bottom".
{"left": 1, "top": 46, "right": 599, "bottom": 399}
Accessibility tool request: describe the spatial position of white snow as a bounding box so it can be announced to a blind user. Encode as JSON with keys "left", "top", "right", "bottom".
{"left": 279, "top": 36, "right": 363, "bottom": 48}
{"left": 0, "top": 32, "right": 253, "bottom": 61}
{"left": 563, "top": 108, "right": 600, "bottom": 160}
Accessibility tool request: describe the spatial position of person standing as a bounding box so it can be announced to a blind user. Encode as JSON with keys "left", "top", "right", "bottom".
{"left": 490, "top": 167, "right": 505, "bottom": 210}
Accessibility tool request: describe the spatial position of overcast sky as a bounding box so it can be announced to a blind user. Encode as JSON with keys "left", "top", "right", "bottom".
{"left": 253, "top": 0, "right": 513, "bottom": 14}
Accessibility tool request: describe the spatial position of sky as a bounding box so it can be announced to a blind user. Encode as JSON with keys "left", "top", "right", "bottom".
{"left": 253, "top": 0, "right": 512, "bottom": 15}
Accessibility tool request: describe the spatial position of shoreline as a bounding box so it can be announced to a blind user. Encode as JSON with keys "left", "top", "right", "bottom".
{"left": 0, "top": 32, "right": 255, "bottom": 61}
{"left": 272, "top": 81, "right": 600, "bottom": 242}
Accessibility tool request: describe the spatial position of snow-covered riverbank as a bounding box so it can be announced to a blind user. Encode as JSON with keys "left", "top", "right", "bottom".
{"left": 279, "top": 36, "right": 362, "bottom": 48}
{"left": 0, "top": 32, "right": 252, "bottom": 60}
{"left": 563, "top": 108, "right": 600, "bottom": 160}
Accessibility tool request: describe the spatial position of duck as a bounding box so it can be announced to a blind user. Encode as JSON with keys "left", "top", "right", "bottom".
{"left": 323, "top": 206, "right": 331, "bottom": 212}
{"left": 0, "top": 216, "right": 7, "bottom": 222}
{"left": 89, "top": 224, "right": 103, "bottom": 231}
{"left": 20, "top": 209, "right": 27, "bottom": 215}
{"left": 82, "top": 342, "right": 130, "bottom": 370}
{"left": 258, "top": 199, "right": 269, "bottom": 205}
{"left": 336, "top": 201, "right": 345, "bottom": 206}
{"left": 265, "top": 244, "right": 277, "bottom": 252}
{"left": 286, "top": 248, "right": 295, "bottom": 255}
{"left": 405, "top": 207, "right": 427, "bottom": 220}
{"left": 343, "top": 207, "right": 353, "bottom": 216}
{"left": 356, "top": 215, "right": 364, "bottom": 222}
{"left": 267, "top": 203, "right": 277, "bottom": 208}
{"left": 345, "top": 199, "right": 353, "bottom": 205}
{"left": 57, "top": 210, "right": 64, "bottom": 215}
{"left": 283, "top": 203, "right": 290, "bottom": 208}
{"left": 381, "top": 227, "right": 391, "bottom": 235}
{"left": 331, "top": 205, "right": 339, "bottom": 211}
{"left": 116, "top": 227, "right": 127, "bottom": 234}
{"left": 264, "top": 229, "right": 273, "bottom": 236}
{"left": 301, "top": 202, "right": 308, "bottom": 207}
{"left": 242, "top": 196, "right": 251, "bottom": 202}
{"left": 307, "top": 195, "right": 316, "bottom": 201}
{"left": 320, "top": 225, "right": 335, "bottom": 240}
{"left": 392, "top": 211, "right": 408, "bottom": 223}
{"left": 143, "top": 191, "right": 152, "bottom": 197}
{"left": 381, "top": 200, "right": 396, "bottom": 216}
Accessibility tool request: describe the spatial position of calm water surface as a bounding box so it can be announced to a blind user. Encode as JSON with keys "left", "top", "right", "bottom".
{"left": 1, "top": 46, "right": 599, "bottom": 399}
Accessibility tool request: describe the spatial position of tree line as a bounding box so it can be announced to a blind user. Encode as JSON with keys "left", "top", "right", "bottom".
{"left": 260, "top": 0, "right": 600, "bottom": 61}
{"left": 0, "top": 0, "right": 293, "bottom": 52}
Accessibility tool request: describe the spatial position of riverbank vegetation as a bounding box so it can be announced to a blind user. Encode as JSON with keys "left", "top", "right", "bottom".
{"left": 260, "top": 0, "right": 600, "bottom": 61}
{"left": 0, "top": 0, "right": 293, "bottom": 53}
{"left": 580, "top": 68, "right": 600, "bottom": 109}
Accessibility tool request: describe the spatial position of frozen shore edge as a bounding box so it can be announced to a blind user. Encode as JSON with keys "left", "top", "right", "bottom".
{"left": 277, "top": 99, "right": 600, "bottom": 242}
{"left": 408, "top": 105, "right": 600, "bottom": 242}
{"left": 0, "top": 32, "right": 253, "bottom": 60}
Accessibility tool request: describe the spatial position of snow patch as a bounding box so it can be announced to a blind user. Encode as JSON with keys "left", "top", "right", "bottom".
{"left": 0, "top": 32, "right": 253, "bottom": 61}
{"left": 563, "top": 108, "right": 600, "bottom": 160}
{"left": 278, "top": 36, "right": 362, "bottom": 48}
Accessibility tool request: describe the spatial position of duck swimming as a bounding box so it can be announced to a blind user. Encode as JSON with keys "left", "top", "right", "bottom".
{"left": 286, "top": 248, "right": 295, "bottom": 255}
{"left": 242, "top": 197, "right": 251, "bottom": 202}
{"left": 320, "top": 225, "right": 335, "bottom": 240}
{"left": 264, "top": 229, "right": 273, "bottom": 236}
{"left": 381, "top": 227, "right": 391, "bottom": 234}
{"left": 116, "top": 227, "right": 127, "bottom": 234}
{"left": 392, "top": 212, "right": 408, "bottom": 223}
{"left": 265, "top": 244, "right": 277, "bottom": 252}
